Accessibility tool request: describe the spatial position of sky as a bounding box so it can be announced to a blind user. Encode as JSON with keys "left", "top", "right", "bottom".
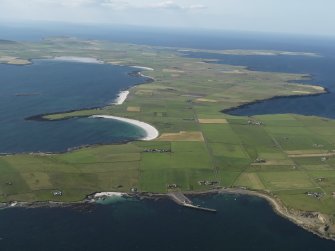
{"left": 0, "top": 0, "right": 334, "bottom": 36}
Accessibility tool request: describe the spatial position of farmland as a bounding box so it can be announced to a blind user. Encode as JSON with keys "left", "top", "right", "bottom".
{"left": 0, "top": 37, "right": 334, "bottom": 238}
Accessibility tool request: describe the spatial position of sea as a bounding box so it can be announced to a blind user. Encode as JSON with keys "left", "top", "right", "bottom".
{"left": 1, "top": 194, "right": 335, "bottom": 251}
{"left": 0, "top": 25, "right": 335, "bottom": 250}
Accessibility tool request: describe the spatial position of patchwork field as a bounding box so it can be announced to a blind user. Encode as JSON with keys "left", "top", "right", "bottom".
{"left": 157, "top": 131, "right": 204, "bottom": 141}
{"left": 198, "top": 118, "right": 228, "bottom": 124}
{"left": 127, "top": 106, "right": 141, "bottom": 112}
{"left": 2, "top": 113, "right": 335, "bottom": 215}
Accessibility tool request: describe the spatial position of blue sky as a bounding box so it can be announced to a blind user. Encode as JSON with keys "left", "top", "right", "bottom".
{"left": 0, "top": 0, "right": 334, "bottom": 36}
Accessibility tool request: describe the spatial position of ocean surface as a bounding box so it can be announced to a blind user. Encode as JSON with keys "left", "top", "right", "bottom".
{"left": 0, "top": 59, "right": 147, "bottom": 153}
{"left": 1, "top": 195, "right": 335, "bottom": 251}
{"left": 1, "top": 27, "right": 335, "bottom": 249}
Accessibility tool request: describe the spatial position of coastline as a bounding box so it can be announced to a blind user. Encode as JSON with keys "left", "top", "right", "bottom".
{"left": 90, "top": 115, "right": 159, "bottom": 141}
{"left": 183, "top": 49, "right": 321, "bottom": 57}
{"left": 1, "top": 188, "right": 334, "bottom": 241}
{"left": 222, "top": 86, "right": 329, "bottom": 115}
{"left": 163, "top": 188, "right": 335, "bottom": 241}
{"left": 215, "top": 189, "right": 335, "bottom": 241}
{"left": 128, "top": 70, "right": 155, "bottom": 83}
{"left": 0, "top": 56, "right": 32, "bottom": 65}
{"left": 131, "top": 65, "right": 154, "bottom": 71}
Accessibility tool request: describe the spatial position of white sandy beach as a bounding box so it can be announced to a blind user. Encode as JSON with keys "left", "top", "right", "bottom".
{"left": 131, "top": 65, "right": 154, "bottom": 71}
{"left": 113, "top": 91, "right": 129, "bottom": 105}
{"left": 138, "top": 72, "right": 152, "bottom": 79}
{"left": 53, "top": 56, "right": 104, "bottom": 64}
{"left": 91, "top": 115, "right": 159, "bottom": 141}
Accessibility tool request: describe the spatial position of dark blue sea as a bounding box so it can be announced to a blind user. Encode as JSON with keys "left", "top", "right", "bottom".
{"left": 0, "top": 26, "right": 335, "bottom": 250}
{"left": 1, "top": 195, "right": 335, "bottom": 251}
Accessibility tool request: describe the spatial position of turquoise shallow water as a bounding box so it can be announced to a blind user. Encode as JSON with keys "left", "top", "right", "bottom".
{"left": 0, "top": 60, "right": 146, "bottom": 153}
{"left": 0, "top": 195, "right": 334, "bottom": 251}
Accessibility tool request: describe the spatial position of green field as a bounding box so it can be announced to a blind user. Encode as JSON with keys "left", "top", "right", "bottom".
{"left": 0, "top": 38, "right": 334, "bottom": 228}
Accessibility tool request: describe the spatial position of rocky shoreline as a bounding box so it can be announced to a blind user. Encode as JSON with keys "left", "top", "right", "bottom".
{"left": 215, "top": 188, "right": 335, "bottom": 242}
{"left": 222, "top": 86, "right": 329, "bottom": 115}
{"left": 1, "top": 188, "right": 334, "bottom": 241}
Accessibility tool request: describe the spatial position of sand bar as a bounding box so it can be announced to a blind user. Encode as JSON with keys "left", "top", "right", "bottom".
{"left": 0, "top": 56, "right": 31, "bottom": 65}
{"left": 53, "top": 56, "right": 104, "bottom": 64}
{"left": 90, "top": 115, "right": 159, "bottom": 141}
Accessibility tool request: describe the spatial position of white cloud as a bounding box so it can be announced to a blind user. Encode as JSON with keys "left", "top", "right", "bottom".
{"left": 98, "top": 0, "right": 206, "bottom": 11}
{"left": 1, "top": 0, "right": 333, "bottom": 36}
{"left": 147, "top": 1, "right": 206, "bottom": 10}
{"left": 32, "top": 0, "right": 95, "bottom": 7}
{"left": 189, "top": 4, "right": 206, "bottom": 10}
{"left": 98, "top": 0, "right": 130, "bottom": 10}
{"left": 150, "top": 1, "right": 184, "bottom": 10}
{"left": 7, "top": 0, "right": 206, "bottom": 11}
{"left": 59, "top": 0, "right": 96, "bottom": 8}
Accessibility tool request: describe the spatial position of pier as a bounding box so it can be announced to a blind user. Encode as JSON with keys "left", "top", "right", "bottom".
{"left": 168, "top": 192, "right": 217, "bottom": 213}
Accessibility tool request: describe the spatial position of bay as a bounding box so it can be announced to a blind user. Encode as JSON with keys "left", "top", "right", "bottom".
{"left": 0, "top": 60, "right": 146, "bottom": 153}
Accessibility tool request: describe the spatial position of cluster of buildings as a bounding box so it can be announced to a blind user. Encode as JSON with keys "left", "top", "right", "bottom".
{"left": 247, "top": 120, "right": 264, "bottom": 126}
{"left": 198, "top": 180, "right": 219, "bottom": 186}
{"left": 167, "top": 184, "right": 178, "bottom": 189}
{"left": 321, "top": 157, "right": 328, "bottom": 162}
{"left": 305, "top": 191, "right": 324, "bottom": 199}
{"left": 254, "top": 158, "right": 266, "bottom": 164}
{"left": 130, "top": 187, "right": 138, "bottom": 193}
{"left": 52, "top": 190, "right": 62, "bottom": 196}
{"left": 315, "top": 177, "right": 326, "bottom": 182}
{"left": 143, "top": 148, "right": 170, "bottom": 153}
{"left": 312, "top": 144, "right": 324, "bottom": 148}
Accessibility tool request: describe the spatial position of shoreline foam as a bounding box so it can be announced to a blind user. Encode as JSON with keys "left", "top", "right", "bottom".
{"left": 93, "top": 192, "right": 125, "bottom": 198}
{"left": 90, "top": 115, "right": 159, "bottom": 141}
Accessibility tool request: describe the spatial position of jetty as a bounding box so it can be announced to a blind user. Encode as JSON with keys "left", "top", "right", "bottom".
{"left": 168, "top": 192, "right": 217, "bottom": 213}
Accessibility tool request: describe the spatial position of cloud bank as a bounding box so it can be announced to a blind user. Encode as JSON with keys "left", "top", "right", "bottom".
{"left": 0, "top": 0, "right": 334, "bottom": 36}
{"left": 5, "top": 0, "right": 206, "bottom": 11}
